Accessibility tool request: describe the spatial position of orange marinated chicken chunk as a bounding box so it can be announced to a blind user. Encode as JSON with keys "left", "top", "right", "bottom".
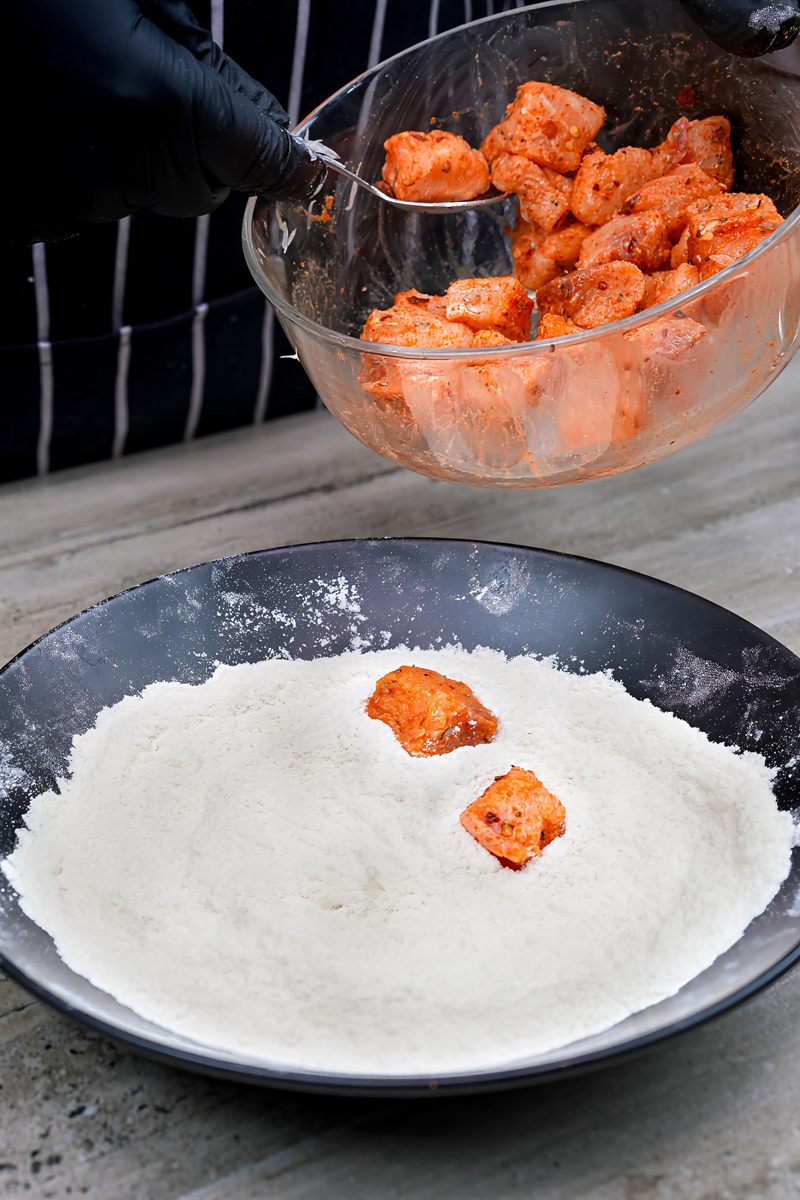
{"left": 639, "top": 271, "right": 664, "bottom": 310}
{"left": 686, "top": 192, "right": 782, "bottom": 239}
{"left": 535, "top": 312, "right": 581, "bottom": 339}
{"left": 469, "top": 328, "right": 515, "bottom": 347}
{"left": 460, "top": 766, "right": 566, "bottom": 868}
{"left": 663, "top": 115, "right": 734, "bottom": 189}
{"left": 577, "top": 210, "right": 672, "bottom": 272}
{"left": 511, "top": 220, "right": 592, "bottom": 290}
{"left": 640, "top": 263, "right": 701, "bottom": 308}
{"left": 536, "top": 261, "right": 647, "bottom": 329}
{"left": 571, "top": 147, "right": 659, "bottom": 227}
{"left": 570, "top": 122, "right": 687, "bottom": 228}
{"left": 621, "top": 164, "right": 724, "bottom": 240}
{"left": 690, "top": 226, "right": 776, "bottom": 280}
{"left": 444, "top": 276, "right": 533, "bottom": 341}
{"left": 382, "top": 130, "right": 491, "bottom": 202}
{"left": 367, "top": 665, "right": 498, "bottom": 757}
{"left": 361, "top": 289, "right": 474, "bottom": 348}
{"left": 671, "top": 226, "right": 690, "bottom": 267}
{"left": 481, "top": 81, "right": 605, "bottom": 174}
{"left": 359, "top": 289, "right": 468, "bottom": 409}
{"left": 625, "top": 315, "right": 706, "bottom": 360}
{"left": 489, "top": 153, "right": 572, "bottom": 231}
{"left": 685, "top": 193, "right": 782, "bottom": 279}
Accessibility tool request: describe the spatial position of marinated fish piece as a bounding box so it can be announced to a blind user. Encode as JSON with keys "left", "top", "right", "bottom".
{"left": 358, "top": 353, "right": 405, "bottom": 406}
{"left": 625, "top": 315, "right": 706, "bottom": 360}
{"left": 489, "top": 153, "right": 572, "bottom": 231}
{"left": 536, "top": 261, "right": 647, "bottom": 329}
{"left": 463, "top": 332, "right": 550, "bottom": 427}
{"left": 382, "top": 130, "right": 491, "bottom": 202}
{"left": 393, "top": 287, "right": 448, "bottom": 314}
{"left": 690, "top": 225, "right": 776, "bottom": 280}
{"left": 460, "top": 766, "right": 566, "bottom": 868}
{"left": 571, "top": 147, "right": 662, "bottom": 227}
{"left": 470, "top": 328, "right": 515, "bottom": 347}
{"left": 643, "top": 263, "right": 701, "bottom": 307}
{"left": 511, "top": 220, "right": 592, "bottom": 290}
{"left": 480, "top": 81, "right": 605, "bottom": 173}
{"left": 362, "top": 289, "right": 474, "bottom": 348}
{"left": 511, "top": 222, "right": 555, "bottom": 291}
{"left": 686, "top": 192, "right": 781, "bottom": 240}
{"left": 577, "top": 210, "right": 672, "bottom": 271}
{"left": 445, "top": 276, "right": 534, "bottom": 341}
{"left": 366, "top": 665, "right": 498, "bottom": 757}
{"left": 663, "top": 115, "right": 734, "bottom": 189}
{"left": 570, "top": 121, "right": 687, "bottom": 227}
{"left": 621, "top": 163, "right": 724, "bottom": 239}
{"left": 686, "top": 193, "right": 782, "bottom": 280}
{"left": 639, "top": 272, "right": 666, "bottom": 309}
{"left": 359, "top": 290, "right": 467, "bottom": 409}
{"left": 671, "top": 226, "right": 690, "bottom": 268}
{"left": 535, "top": 312, "right": 581, "bottom": 338}
{"left": 542, "top": 221, "right": 594, "bottom": 269}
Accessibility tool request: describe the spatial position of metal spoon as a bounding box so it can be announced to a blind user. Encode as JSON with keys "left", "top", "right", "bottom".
{"left": 314, "top": 149, "right": 509, "bottom": 214}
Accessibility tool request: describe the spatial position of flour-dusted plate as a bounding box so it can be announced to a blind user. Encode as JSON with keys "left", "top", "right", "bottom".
{"left": 0, "top": 539, "right": 799, "bottom": 1096}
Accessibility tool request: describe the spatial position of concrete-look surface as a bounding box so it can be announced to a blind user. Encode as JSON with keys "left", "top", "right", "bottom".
{"left": 0, "top": 354, "right": 799, "bottom": 1199}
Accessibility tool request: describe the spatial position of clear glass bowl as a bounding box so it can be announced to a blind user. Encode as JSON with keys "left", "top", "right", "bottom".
{"left": 243, "top": 0, "right": 800, "bottom": 488}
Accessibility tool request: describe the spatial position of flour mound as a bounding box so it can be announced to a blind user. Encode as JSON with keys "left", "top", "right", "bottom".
{"left": 3, "top": 647, "right": 794, "bottom": 1076}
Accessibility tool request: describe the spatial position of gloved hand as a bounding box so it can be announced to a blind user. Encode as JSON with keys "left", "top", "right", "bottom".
{"left": 2, "top": 0, "right": 326, "bottom": 242}
{"left": 680, "top": 0, "right": 800, "bottom": 55}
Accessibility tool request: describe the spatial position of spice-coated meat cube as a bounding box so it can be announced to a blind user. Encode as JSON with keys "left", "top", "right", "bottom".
{"left": 577, "top": 210, "right": 672, "bottom": 272}
{"left": 663, "top": 115, "right": 734, "bottom": 189}
{"left": 361, "top": 289, "right": 474, "bottom": 348}
{"left": 535, "top": 312, "right": 581, "bottom": 339}
{"left": 690, "top": 226, "right": 774, "bottom": 280}
{"left": 359, "top": 290, "right": 462, "bottom": 412}
{"left": 444, "top": 276, "right": 534, "bottom": 341}
{"left": 481, "top": 81, "right": 605, "bottom": 174}
{"left": 367, "top": 665, "right": 498, "bottom": 757}
{"left": 460, "top": 766, "right": 566, "bottom": 868}
{"left": 536, "top": 261, "right": 647, "bottom": 329}
{"left": 642, "top": 263, "right": 700, "bottom": 308}
{"left": 621, "top": 164, "right": 724, "bottom": 240}
{"left": 671, "top": 227, "right": 690, "bottom": 268}
{"left": 686, "top": 192, "right": 782, "bottom": 240}
{"left": 571, "top": 147, "right": 658, "bottom": 226}
{"left": 382, "top": 130, "right": 490, "bottom": 202}
{"left": 511, "top": 220, "right": 593, "bottom": 291}
{"left": 470, "top": 328, "right": 514, "bottom": 348}
{"left": 686, "top": 193, "right": 782, "bottom": 280}
{"left": 489, "top": 153, "right": 572, "bottom": 231}
{"left": 511, "top": 222, "right": 554, "bottom": 291}
{"left": 570, "top": 123, "right": 687, "bottom": 228}
{"left": 624, "top": 315, "right": 706, "bottom": 360}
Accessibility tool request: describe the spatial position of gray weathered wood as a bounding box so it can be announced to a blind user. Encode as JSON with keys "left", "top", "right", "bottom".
{"left": 1, "top": 356, "right": 799, "bottom": 1199}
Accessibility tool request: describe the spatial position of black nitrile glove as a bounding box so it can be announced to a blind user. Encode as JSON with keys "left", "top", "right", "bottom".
{"left": 2, "top": 0, "right": 326, "bottom": 242}
{"left": 680, "top": 0, "right": 800, "bottom": 55}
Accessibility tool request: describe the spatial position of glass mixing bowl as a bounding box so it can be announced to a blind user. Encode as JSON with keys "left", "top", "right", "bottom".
{"left": 243, "top": 0, "right": 800, "bottom": 488}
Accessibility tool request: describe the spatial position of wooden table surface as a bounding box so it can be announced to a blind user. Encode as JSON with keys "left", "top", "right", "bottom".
{"left": 1, "top": 357, "right": 800, "bottom": 1200}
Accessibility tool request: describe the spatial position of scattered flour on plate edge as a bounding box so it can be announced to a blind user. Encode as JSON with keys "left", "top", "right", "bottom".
{"left": 2, "top": 645, "right": 796, "bottom": 1077}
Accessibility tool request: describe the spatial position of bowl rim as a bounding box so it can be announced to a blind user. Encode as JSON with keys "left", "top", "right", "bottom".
{"left": 242, "top": 0, "right": 800, "bottom": 361}
{"left": 1, "top": 535, "right": 800, "bottom": 1096}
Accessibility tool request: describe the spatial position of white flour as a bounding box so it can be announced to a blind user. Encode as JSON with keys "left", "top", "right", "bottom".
{"left": 3, "top": 647, "right": 794, "bottom": 1076}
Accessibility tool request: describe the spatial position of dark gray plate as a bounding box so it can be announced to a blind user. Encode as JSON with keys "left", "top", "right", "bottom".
{"left": 0, "top": 539, "right": 798, "bottom": 1096}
